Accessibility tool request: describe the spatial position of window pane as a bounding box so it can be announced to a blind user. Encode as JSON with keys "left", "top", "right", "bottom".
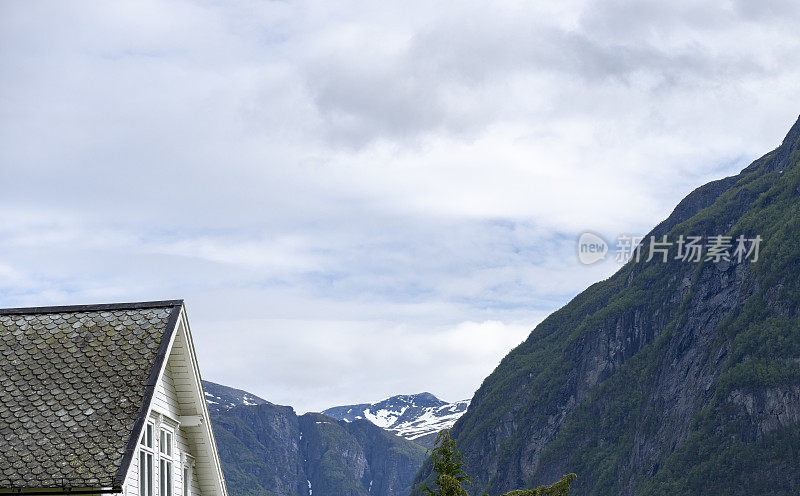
{"left": 166, "top": 462, "right": 172, "bottom": 496}
{"left": 147, "top": 454, "right": 153, "bottom": 496}
{"left": 183, "top": 468, "right": 188, "bottom": 496}
{"left": 167, "top": 433, "right": 172, "bottom": 456}
{"left": 147, "top": 425, "right": 153, "bottom": 448}
{"left": 139, "top": 452, "right": 145, "bottom": 492}
{"left": 160, "top": 430, "right": 165, "bottom": 454}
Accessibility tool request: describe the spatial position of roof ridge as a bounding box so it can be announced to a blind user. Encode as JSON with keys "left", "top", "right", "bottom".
{"left": 0, "top": 300, "right": 184, "bottom": 315}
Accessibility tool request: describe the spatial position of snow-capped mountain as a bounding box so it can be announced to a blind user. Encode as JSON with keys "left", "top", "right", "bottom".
{"left": 322, "top": 392, "right": 470, "bottom": 447}
{"left": 201, "top": 382, "right": 426, "bottom": 496}
{"left": 202, "top": 380, "right": 270, "bottom": 412}
{"left": 201, "top": 380, "right": 470, "bottom": 448}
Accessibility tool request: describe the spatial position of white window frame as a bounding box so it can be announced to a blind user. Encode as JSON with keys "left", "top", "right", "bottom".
{"left": 139, "top": 422, "right": 155, "bottom": 496}
{"left": 159, "top": 426, "right": 175, "bottom": 496}
{"left": 182, "top": 452, "right": 195, "bottom": 496}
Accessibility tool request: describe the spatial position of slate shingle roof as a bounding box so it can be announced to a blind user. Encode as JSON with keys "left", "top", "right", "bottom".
{"left": 0, "top": 301, "right": 183, "bottom": 489}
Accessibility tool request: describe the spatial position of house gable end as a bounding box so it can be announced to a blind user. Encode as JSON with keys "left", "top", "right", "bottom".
{"left": 120, "top": 306, "right": 228, "bottom": 496}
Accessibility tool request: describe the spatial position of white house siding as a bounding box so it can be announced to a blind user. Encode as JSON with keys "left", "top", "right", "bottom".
{"left": 124, "top": 361, "right": 202, "bottom": 496}
{"left": 164, "top": 323, "right": 220, "bottom": 496}
{"left": 154, "top": 362, "right": 181, "bottom": 419}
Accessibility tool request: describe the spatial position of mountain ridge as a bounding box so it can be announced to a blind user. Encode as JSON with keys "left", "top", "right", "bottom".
{"left": 203, "top": 380, "right": 271, "bottom": 413}
{"left": 203, "top": 384, "right": 427, "bottom": 496}
{"left": 203, "top": 381, "right": 469, "bottom": 449}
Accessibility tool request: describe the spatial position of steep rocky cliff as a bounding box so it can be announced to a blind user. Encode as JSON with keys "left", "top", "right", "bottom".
{"left": 210, "top": 401, "right": 426, "bottom": 496}
{"left": 411, "top": 115, "right": 800, "bottom": 495}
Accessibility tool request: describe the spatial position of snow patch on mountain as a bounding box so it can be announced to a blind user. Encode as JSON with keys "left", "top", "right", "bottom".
{"left": 394, "top": 399, "right": 470, "bottom": 440}
{"left": 202, "top": 380, "right": 270, "bottom": 412}
{"left": 364, "top": 405, "right": 409, "bottom": 429}
{"left": 322, "top": 393, "right": 470, "bottom": 445}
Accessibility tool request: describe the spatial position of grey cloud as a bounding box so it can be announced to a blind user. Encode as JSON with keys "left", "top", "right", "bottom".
{"left": 299, "top": 1, "right": 786, "bottom": 148}
{"left": 305, "top": 56, "right": 449, "bottom": 147}
{"left": 731, "top": 0, "right": 800, "bottom": 20}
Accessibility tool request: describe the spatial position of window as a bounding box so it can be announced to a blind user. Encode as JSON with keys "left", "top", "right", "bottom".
{"left": 182, "top": 466, "right": 190, "bottom": 496}
{"left": 160, "top": 459, "right": 172, "bottom": 496}
{"left": 139, "top": 423, "right": 154, "bottom": 496}
{"left": 160, "top": 429, "right": 173, "bottom": 457}
{"left": 160, "top": 428, "right": 174, "bottom": 496}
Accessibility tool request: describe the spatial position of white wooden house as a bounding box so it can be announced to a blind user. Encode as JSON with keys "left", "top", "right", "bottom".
{"left": 0, "top": 301, "right": 228, "bottom": 496}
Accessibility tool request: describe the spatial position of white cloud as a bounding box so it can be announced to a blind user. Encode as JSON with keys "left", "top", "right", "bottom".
{"left": 1, "top": 0, "right": 799, "bottom": 410}
{"left": 197, "top": 317, "right": 534, "bottom": 413}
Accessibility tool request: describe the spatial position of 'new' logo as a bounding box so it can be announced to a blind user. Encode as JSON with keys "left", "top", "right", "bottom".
{"left": 577, "top": 232, "right": 608, "bottom": 265}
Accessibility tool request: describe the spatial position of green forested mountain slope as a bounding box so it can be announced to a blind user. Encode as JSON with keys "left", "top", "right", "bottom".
{"left": 411, "top": 115, "right": 800, "bottom": 495}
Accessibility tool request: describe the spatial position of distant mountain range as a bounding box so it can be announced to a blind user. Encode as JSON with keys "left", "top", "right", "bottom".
{"left": 323, "top": 393, "right": 470, "bottom": 448}
{"left": 202, "top": 381, "right": 454, "bottom": 496}
{"left": 202, "top": 381, "right": 469, "bottom": 449}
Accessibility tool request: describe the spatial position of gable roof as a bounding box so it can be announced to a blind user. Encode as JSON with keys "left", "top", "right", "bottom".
{"left": 0, "top": 301, "right": 183, "bottom": 490}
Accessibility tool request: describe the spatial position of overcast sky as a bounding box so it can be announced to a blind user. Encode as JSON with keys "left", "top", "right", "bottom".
{"left": 1, "top": 0, "right": 800, "bottom": 413}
